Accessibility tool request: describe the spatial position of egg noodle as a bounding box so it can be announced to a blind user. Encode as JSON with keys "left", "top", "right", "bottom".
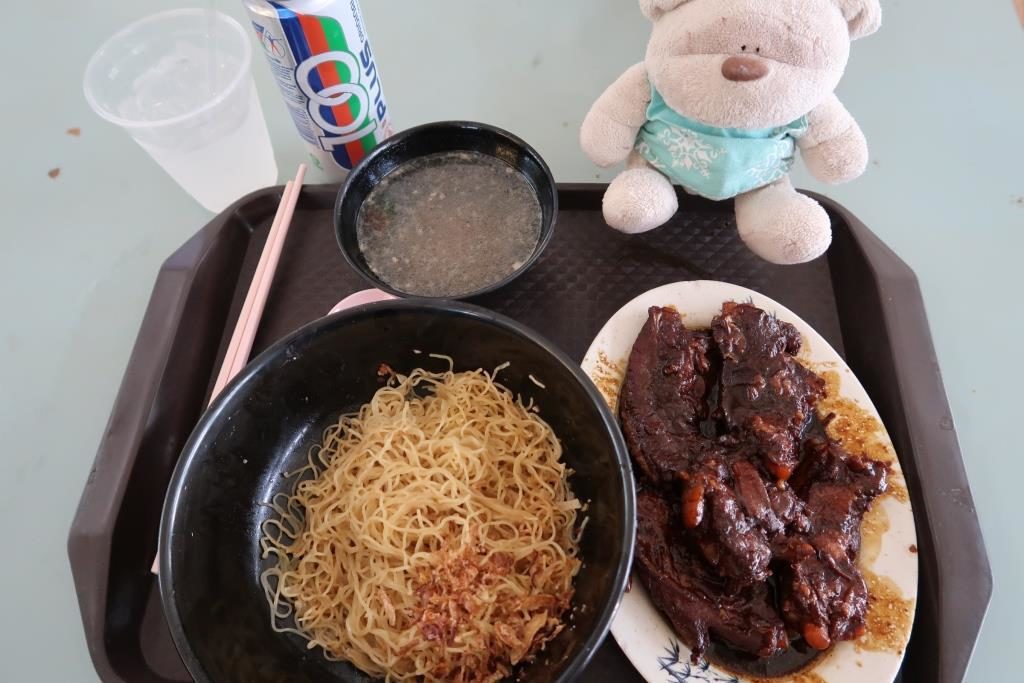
{"left": 260, "top": 358, "right": 583, "bottom": 682}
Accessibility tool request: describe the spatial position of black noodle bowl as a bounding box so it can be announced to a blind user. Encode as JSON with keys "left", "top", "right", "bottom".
{"left": 159, "top": 300, "right": 634, "bottom": 683}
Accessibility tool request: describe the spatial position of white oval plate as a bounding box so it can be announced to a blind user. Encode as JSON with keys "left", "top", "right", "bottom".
{"left": 582, "top": 281, "right": 918, "bottom": 683}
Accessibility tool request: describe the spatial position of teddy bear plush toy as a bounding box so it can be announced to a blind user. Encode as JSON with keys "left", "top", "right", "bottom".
{"left": 580, "top": 0, "right": 881, "bottom": 264}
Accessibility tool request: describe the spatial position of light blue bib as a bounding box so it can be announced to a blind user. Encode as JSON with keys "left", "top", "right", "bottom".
{"left": 634, "top": 86, "right": 808, "bottom": 200}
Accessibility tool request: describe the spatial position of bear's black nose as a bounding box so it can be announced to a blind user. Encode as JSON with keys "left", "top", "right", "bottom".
{"left": 722, "top": 55, "right": 769, "bottom": 82}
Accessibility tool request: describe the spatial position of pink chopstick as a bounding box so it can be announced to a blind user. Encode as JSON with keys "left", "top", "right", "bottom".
{"left": 152, "top": 165, "right": 306, "bottom": 575}
{"left": 210, "top": 164, "right": 306, "bottom": 404}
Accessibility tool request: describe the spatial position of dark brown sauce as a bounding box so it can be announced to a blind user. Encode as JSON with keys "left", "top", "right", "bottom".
{"left": 625, "top": 328, "right": 909, "bottom": 676}
{"left": 644, "top": 379, "right": 835, "bottom": 678}
{"left": 706, "top": 638, "right": 821, "bottom": 678}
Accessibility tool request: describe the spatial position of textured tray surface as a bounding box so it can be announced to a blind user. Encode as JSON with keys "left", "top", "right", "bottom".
{"left": 241, "top": 188, "right": 841, "bottom": 362}
{"left": 69, "top": 184, "right": 991, "bottom": 683}
{"left": 210, "top": 186, "right": 839, "bottom": 682}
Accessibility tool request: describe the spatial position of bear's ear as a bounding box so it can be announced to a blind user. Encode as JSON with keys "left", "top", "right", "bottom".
{"left": 638, "top": 0, "right": 690, "bottom": 21}
{"left": 834, "top": 0, "right": 882, "bottom": 39}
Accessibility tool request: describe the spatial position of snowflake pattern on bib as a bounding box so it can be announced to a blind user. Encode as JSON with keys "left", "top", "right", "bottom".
{"left": 744, "top": 145, "right": 789, "bottom": 186}
{"left": 651, "top": 126, "right": 727, "bottom": 178}
{"left": 635, "top": 85, "right": 807, "bottom": 200}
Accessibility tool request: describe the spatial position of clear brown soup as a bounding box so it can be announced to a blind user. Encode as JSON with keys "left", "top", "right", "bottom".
{"left": 356, "top": 150, "right": 543, "bottom": 297}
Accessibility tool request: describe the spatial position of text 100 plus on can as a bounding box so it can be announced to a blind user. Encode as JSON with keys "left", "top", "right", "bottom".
{"left": 244, "top": 0, "right": 393, "bottom": 179}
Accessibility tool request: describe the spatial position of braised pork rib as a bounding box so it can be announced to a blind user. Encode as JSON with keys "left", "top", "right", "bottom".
{"left": 621, "top": 304, "right": 887, "bottom": 665}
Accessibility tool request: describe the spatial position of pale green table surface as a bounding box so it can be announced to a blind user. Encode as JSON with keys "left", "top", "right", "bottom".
{"left": 1, "top": 1, "right": 1021, "bottom": 680}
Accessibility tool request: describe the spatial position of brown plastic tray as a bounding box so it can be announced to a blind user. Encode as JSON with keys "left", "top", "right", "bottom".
{"left": 68, "top": 183, "right": 991, "bottom": 683}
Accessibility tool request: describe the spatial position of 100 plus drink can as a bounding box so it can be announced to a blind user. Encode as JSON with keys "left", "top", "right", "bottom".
{"left": 244, "top": 0, "right": 393, "bottom": 179}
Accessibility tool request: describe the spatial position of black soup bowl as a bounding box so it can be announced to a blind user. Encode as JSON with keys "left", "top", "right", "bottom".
{"left": 159, "top": 300, "right": 636, "bottom": 683}
{"left": 334, "top": 121, "right": 558, "bottom": 299}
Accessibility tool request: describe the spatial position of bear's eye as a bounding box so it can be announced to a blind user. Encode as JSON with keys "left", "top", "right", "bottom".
{"left": 741, "top": 45, "right": 747, "bottom": 51}
{"left": 756, "top": 47, "right": 761, "bottom": 53}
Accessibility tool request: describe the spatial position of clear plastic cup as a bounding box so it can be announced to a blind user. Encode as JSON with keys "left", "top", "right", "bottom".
{"left": 84, "top": 9, "right": 278, "bottom": 212}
